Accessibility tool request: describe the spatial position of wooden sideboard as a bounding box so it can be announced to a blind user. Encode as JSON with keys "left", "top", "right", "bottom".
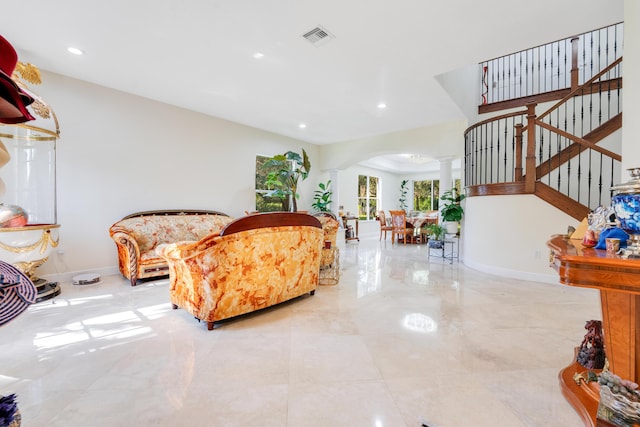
{"left": 547, "top": 235, "right": 640, "bottom": 426}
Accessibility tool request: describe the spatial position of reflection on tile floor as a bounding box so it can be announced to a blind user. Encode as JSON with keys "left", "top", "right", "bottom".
{"left": 0, "top": 236, "right": 600, "bottom": 426}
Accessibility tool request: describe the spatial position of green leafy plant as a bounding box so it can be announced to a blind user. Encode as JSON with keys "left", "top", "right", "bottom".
{"left": 440, "top": 188, "right": 466, "bottom": 222}
{"left": 399, "top": 179, "right": 409, "bottom": 211}
{"left": 311, "top": 180, "right": 332, "bottom": 212}
{"left": 264, "top": 149, "right": 311, "bottom": 212}
{"left": 425, "top": 223, "right": 446, "bottom": 241}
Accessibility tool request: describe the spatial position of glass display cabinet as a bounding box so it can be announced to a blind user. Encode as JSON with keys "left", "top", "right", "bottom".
{"left": 0, "top": 63, "right": 61, "bottom": 301}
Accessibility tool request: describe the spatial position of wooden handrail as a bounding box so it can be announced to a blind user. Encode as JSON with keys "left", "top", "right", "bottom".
{"left": 463, "top": 110, "right": 526, "bottom": 136}
{"left": 534, "top": 120, "right": 622, "bottom": 161}
{"left": 523, "top": 57, "right": 622, "bottom": 131}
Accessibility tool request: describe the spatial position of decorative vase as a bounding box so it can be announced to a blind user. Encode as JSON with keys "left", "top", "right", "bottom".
{"left": 612, "top": 167, "right": 640, "bottom": 256}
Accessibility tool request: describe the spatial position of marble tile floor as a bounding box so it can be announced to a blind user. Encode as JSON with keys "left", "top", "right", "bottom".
{"left": 0, "top": 236, "right": 601, "bottom": 427}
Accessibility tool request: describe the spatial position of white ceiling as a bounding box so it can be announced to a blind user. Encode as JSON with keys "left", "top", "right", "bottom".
{"left": 359, "top": 154, "right": 460, "bottom": 175}
{"left": 2, "top": 1, "right": 623, "bottom": 158}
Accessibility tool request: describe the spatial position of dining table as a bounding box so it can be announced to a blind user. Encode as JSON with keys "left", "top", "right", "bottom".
{"left": 406, "top": 213, "right": 438, "bottom": 230}
{"left": 405, "top": 213, "right": 439, "bottom": 241}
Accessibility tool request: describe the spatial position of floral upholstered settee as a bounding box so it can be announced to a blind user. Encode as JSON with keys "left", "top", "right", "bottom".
{"left": 158, "top": 212, "right": 323, "bottom": 330}
{"left": 109, "top": 210, "right": 233, "bottom": 286}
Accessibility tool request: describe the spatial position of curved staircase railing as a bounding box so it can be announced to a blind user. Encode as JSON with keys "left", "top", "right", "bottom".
{"left": 465, "top": 57, "right": 623, "bottom": 220}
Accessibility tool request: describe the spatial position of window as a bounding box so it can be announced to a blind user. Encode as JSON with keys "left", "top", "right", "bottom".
{"left": 255, "top": 155, "right": 287, "bottom": 212}
{"left": 453, "top": 178, "right": 462, "bottom": 194}
{"left": 413, "top": 180, "right": 439, "bottom": 211}
{"left": 358, "top": 175, "right": 379, "bottom": 220}
{"left": 413, "top": 179, "right": 462, "bottom": 211}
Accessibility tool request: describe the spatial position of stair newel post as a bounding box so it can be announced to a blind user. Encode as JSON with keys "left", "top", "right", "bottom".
{"left": 514, "top": 123, "right": 524, "bottom": 181}
{"left": 571, "top": 36, "right": 580, "bottom": 91}
{"left": 525, "top": 102, "right": 538, "bottom": 193}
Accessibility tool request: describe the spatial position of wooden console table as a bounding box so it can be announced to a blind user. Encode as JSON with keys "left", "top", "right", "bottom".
{"left": 547, "top": 235, "right": 640, "bottom": 426}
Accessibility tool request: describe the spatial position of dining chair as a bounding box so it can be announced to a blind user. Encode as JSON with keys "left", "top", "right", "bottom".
{"left": 377, "top": 210, "right": 393, "bottom": 241}
{"left": 389, "top": 210, "right": 414, "bottom": 244}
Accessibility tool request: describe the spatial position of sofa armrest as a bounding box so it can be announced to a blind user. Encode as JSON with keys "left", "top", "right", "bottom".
{"left": 109, "top": 231, "right": 142, "bottom": 284}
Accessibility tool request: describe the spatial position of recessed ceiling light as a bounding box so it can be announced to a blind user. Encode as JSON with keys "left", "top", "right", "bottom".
{"left": 253, "top": 52, "right": 264, "bottom": 59}
{"left": 299, "top": 123, "right": 307, "bottom": 129}
{"left": 377, "top": 103, "right": 387, "bottom": 109}
{"left": 67, "top": 47, "right": 84, "bottom": 55}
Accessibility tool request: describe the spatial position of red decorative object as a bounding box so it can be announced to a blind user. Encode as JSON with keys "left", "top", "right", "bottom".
{"left": 0, "top": 35, "right": 35, "bottom": 124}
{"left": 481, "top": 65, "right": 489, "bottom": 105}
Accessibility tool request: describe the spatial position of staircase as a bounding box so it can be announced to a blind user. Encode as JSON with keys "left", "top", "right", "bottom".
{"left": 465, "top": 23, "right": 623, "bottom": 220}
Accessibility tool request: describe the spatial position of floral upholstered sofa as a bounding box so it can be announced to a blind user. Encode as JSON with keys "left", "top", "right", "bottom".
{"left": 109, "top": 210, "right": 233, "bottom": 286}
{"left": 158, "top": 212, "right": 323, "bottom": 330}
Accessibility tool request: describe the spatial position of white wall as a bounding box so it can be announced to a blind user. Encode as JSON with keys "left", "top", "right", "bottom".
{"left": 463, "top": 195, "right": 578, "bottom": 283}
{"left": 35, "top": 71, "right": 320, "bottom": 278}
{"left": 622, "top": 0, "right": 640, "bottom": 175}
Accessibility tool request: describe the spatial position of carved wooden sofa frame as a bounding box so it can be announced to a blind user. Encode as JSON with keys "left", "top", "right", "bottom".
{"left": 109, "top": 210, "right": 233, "bottom": 286}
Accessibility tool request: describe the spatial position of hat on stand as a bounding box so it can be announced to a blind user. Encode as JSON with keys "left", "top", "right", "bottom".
{"left": 0, "top": 35, "right": 34, "bottom": 124}
{"left": 0, "top": 261, "right": 37, "bottom": 326}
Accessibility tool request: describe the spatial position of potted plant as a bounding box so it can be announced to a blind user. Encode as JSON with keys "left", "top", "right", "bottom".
{"left": 425, "top": 223, "right": 445, "bottom": 249}
{"left": 399, "top": 179, "right": 409, "bottom": 211}
{"left": 311, "top": 180, "right": 332, "bottom": 212}
{"left": 264, "top": 148, "right": 311, "bottom": 212}
{"left": 440, "top": 188, "right": 465, "bottom": 234}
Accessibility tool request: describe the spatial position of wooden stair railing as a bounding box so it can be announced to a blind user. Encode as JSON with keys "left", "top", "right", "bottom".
{"left": 525, "top": 57, "right": 623, "bottom": 131}
{"left": 465, "top": 56, "right": 623, "bottom": 217}
{"left": 534, "top": 182, "right": 590, "bottom": 221}
{"left": 480, "top": 23, "right": 622, "bottom": 111}
{"left": 534, "top": 113, "right": 622, "bottom": 179}
{"left": 478, "top": 77, "right": 622, "bottom": 115}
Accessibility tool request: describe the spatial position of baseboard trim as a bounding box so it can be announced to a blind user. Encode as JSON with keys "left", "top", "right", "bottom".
{"left": 40, "top": 265, "right": 121, "bottom": 285}
{"left": 462, "top": 259, "right": 560, "bottom": 285}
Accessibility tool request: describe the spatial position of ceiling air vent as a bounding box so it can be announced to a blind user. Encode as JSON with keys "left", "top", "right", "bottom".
{"left": 302, "top": 25, "right": 335, "bottom": 47}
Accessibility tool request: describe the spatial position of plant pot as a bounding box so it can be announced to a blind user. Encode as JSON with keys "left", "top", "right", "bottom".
{"left": 428, "top": 240, "right": 444, "bottom": 249}
{"left": 444, "top": 221, "right": 459, "bottom": 234}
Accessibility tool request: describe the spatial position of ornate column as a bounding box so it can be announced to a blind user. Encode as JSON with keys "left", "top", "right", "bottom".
{"left": 439, "top": 157, "right": 453, "bottom": 194}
